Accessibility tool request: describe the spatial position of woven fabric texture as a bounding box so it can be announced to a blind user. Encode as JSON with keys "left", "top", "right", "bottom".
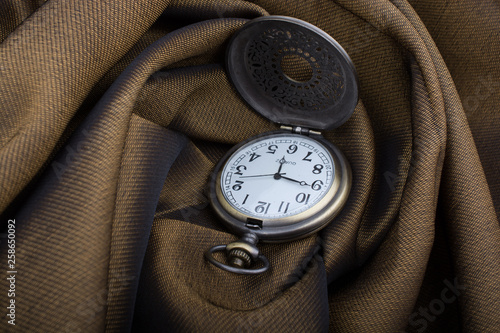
{"left": 0, "top": 0, "right": 498, "bottom": 332}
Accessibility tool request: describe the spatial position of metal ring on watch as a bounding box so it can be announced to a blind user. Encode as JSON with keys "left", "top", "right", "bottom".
{"left": 205, "top": 245, "right": 270, "bottom": 274}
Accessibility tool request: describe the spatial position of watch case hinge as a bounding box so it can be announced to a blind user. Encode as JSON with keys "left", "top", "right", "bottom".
{"left": 245, "top": 218, "right": 263, "bottom": 230}
{"left": 280, "top": 125, "right": 321, "bottom": 136}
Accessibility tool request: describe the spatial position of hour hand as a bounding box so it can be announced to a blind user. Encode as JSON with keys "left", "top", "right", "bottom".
{"left": 279, "top": 175, "right": 309, "bottom": 186}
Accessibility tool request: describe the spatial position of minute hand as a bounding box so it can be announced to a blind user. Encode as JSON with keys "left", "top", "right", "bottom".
{"left": 280, "top": 175, "right": 309, "bottom": 186}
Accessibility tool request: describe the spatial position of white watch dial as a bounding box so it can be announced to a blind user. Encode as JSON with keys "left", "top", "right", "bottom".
{"left": 219, "top": 133, "right": 335, "bottom": 219}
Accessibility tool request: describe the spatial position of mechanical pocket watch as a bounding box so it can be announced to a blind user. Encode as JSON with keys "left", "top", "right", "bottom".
{"left": 205, "top": 16, "right": 358, "bottom": 274}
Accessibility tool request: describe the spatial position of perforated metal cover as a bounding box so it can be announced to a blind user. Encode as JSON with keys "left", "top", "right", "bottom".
{"left": 226, "top": 16, "right": 359, "bottom": 130}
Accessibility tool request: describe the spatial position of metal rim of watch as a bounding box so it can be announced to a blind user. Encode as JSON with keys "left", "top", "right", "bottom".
{"left": 226, "top": 15, "right": 359, "bottom": 131}
{"left": 207, "top": 130, "right": 351, "bottom": 243}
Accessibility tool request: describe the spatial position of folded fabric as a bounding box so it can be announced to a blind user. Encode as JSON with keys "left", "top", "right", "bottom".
{"left": 0, "top": 0, "right": 498, "bottom": 332}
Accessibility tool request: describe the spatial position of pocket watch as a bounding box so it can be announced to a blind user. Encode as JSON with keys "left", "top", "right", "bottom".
{"left": 205, "top": 16, "right": 358, "bottom": 274}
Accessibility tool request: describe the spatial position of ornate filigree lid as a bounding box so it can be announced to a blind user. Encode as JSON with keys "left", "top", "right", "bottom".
{"left": 226, "top": 16, "right": 359, "bottom": 130}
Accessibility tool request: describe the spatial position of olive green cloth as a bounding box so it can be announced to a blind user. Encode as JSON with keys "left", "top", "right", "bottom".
{"left": 0, "top": 0, "right": 498, "bottom": 332}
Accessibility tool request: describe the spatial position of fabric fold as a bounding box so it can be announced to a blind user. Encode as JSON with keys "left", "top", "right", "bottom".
{"left": 0, "top": 0, "right": 498, "bottom": 332}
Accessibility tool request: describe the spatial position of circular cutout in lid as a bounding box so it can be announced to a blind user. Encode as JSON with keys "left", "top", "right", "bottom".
{"left": 226, "top": 16, "right": 359, "bottom": 130}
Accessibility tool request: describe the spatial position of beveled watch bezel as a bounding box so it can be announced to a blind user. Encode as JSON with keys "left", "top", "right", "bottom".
{"left": 208, "top": 130, "right": 351, "bottom": 242}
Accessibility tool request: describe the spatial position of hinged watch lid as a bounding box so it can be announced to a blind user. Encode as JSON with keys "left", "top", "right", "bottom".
{"left": 226, "top": 16, "right": 359, "bottom": 131}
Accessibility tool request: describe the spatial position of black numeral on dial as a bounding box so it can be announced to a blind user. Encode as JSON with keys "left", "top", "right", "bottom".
{"left": 242, "top": 194, "right": 249, "bottom": 205}
{"left": 303, "top": 152, "right": 313, "bottom": 162}
{"left": 313, "top": 164, "right": 323, "bottom": 174}
{"left": 255, "top": 201, "right": 270, "bottom": 214}
{"left": 287, "top": 144, "right": 298, "bottom": 154}
{"left": 235, "top": 165, "right": 247, "bottom": 175}
{"left": 311, "top": 180, "right": 323, "bottom": 191}
{"left": 278, "top": 201, "right": 290, "bottom": 213}
{"left": 232, "top": 180, "right": 244, "bottom": 191}
{"left": 267, "top": 145, "right": 278, "bottom": 154}
{"left": 249, "top": 152, "right": 261, "bottom": 162}
{"left": 296, "top": 193, "right": 311, "bottom": 205}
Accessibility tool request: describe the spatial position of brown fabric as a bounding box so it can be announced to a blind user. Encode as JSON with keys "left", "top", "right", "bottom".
{"left": 0, "top": 0, "right": 498, "bottom": 332}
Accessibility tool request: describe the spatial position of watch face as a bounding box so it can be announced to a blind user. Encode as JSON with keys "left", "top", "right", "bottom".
{"left": 217, "top": 132, "right": 337, "bottom": 221}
